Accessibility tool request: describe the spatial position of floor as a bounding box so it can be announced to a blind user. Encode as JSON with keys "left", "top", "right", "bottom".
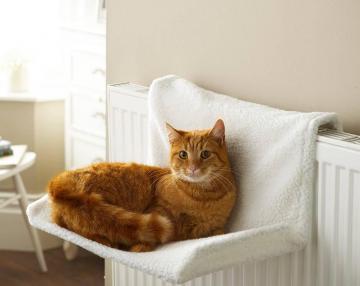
{"left": 0, "top": 248, "right": 104, "bottom": 286}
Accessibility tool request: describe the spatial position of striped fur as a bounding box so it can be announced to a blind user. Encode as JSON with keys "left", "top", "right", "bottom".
{"left": 48, "top": 119, "right": 236, "bottom": 252}
{"left": 48, "top": 164, "right": 174, "bottom": 250}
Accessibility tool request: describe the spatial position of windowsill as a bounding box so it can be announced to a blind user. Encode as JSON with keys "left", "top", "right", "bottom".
{"left": 0, "top": 87, "right": 67, "bottom": 102}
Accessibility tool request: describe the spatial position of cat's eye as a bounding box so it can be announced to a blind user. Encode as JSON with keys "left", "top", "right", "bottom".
{"left": 200, "top": 150, "right": 211, "bottom": 159}
{"left": 179, "top": 150, "right": 188, "bottom": 159}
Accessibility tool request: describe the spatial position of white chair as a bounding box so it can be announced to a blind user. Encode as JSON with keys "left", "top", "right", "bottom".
{"left": 0, "top": 152, "right": 47, "bottom": 272}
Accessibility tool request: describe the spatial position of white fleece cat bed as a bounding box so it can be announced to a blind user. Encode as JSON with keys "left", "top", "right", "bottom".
{"left": 27, "top": 75, "right": 339, "bottom": 283}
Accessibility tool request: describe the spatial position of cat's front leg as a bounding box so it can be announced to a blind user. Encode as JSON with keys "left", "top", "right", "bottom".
{"left": 189, "top": 223, "right": 213, "bottom": 239}
{"left": 177, "top": 214, "right": 219, "bottom": 239}
{"left": 189, "top": 224, "right": 225, "bottom": 239}
{"left": 211, "top": 227, "right": 225, "bottom": 236}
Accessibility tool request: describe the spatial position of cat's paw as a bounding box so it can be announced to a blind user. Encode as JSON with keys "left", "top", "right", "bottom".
{"left": 212, "top": 228, "right": 225, "bottom": 236}
{"left": 130, "top": 243, "right": 155, "bottom": 252}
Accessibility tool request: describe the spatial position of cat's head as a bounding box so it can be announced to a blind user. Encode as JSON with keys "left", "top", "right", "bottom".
{"left": 166, "top": 119, "right": 229, "bottom": 183}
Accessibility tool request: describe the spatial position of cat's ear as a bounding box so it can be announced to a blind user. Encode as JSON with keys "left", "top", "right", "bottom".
{"left": 166, "top": 122, "right": 182, "bottom": 144}
{"left": 209, "top": 119, "right": 225, "bottom": 144}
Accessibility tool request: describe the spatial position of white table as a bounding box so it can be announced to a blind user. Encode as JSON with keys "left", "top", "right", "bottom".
{"left": 0, "top": 152, "right": 47, "bottom": 272}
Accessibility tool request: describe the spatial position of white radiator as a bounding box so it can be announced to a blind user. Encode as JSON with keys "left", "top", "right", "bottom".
{"left": 107, "top": 84, "right": 360, "bottom": 286}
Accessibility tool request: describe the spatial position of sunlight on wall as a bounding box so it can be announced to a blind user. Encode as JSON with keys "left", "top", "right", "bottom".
{"left": 0, "top": 0, "right": 64, "bottom": 91}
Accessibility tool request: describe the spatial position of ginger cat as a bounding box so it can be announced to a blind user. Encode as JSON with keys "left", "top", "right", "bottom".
{"left": 48, "top": 119, "right": 236, "bottom": 252}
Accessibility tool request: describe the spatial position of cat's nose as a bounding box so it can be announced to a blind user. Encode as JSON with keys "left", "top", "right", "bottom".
{"left": 188, "top": 166, "right": 199, "bottom": 175}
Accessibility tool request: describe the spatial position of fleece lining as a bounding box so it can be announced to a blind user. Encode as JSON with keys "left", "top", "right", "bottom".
{"left": 27, "top": 75, "right": 338, "bottom": 283}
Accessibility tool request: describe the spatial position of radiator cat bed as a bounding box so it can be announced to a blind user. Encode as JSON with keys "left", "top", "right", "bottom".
{"left": 27, "top": 75, "right": 339, "bottom": 283}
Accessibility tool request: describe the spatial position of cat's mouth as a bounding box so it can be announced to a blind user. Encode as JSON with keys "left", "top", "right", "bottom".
{"left": 178, "top": 172, "right": 209, "bottom": 183}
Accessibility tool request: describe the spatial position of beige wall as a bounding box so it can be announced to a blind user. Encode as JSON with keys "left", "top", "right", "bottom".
{"left": 107, "top": 0, "right": 360, "bottom": 134}
{"left": 0, "top": 101, "right": 64, "bottom": 193}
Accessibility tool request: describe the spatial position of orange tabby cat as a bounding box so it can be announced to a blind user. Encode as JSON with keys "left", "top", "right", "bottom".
{"left": 48, "top": 119, "right": 236, "bottom": 252}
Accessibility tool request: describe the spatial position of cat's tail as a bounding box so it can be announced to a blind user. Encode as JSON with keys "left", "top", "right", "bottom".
{"left": 47, "top": 175, "right": 174, "bottom": 246}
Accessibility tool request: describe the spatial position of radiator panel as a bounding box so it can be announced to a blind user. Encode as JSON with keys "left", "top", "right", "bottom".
{"left": 109, "top": 141, "right": 360, "bottom": 286}
{"left": 107, "top": 86, "right": 360, "bottom": 286}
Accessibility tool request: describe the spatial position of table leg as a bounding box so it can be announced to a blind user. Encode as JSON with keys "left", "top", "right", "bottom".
{"left": 13, "top": 174, "right": 48, "bottom": 272}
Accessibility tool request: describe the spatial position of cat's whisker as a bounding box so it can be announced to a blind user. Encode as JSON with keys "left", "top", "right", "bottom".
{"left": 217, "top": 173, "right": 234, "bottom": 185}
{"left": 213, "top": 176, "right": 228, "bottom": 190}
{"left": 148, "top": 170, "right": 174, "bottom": 189}
{"left": 211, "top": 172, "right": 233, "bottom": 190}
{"left": 213, "top": 176, "right": 230, "bottom": 191}
{"left": 215, "top": 167, "right": 240, "bottom": 176}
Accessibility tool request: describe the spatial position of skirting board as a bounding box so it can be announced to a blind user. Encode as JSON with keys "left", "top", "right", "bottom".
{"left": 0, "top": 193, "right": 62, "bottom": 251}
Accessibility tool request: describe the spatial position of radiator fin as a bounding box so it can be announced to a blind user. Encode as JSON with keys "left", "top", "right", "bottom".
{"left": 109, "top": 130, "right": 360, "bottom": 285}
